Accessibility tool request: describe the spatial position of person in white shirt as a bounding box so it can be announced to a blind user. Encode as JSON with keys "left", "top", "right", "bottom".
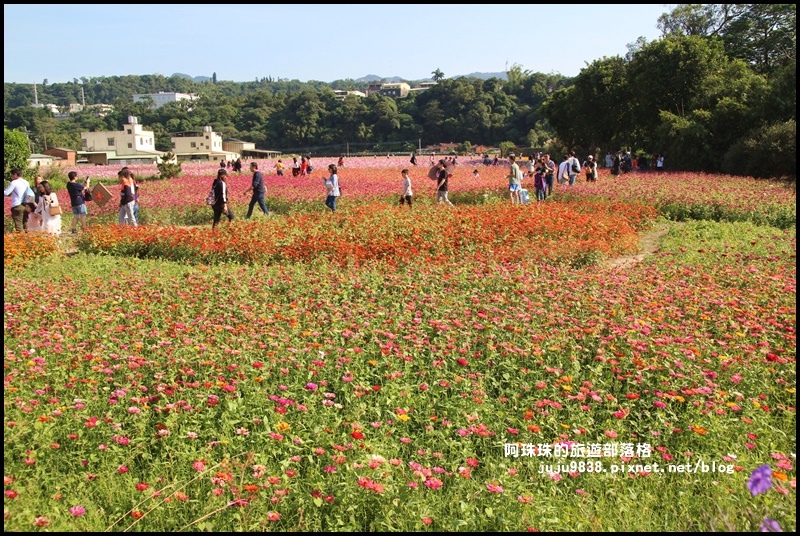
{"left": 557, "top": 155, "right": 571, "bottom": 186}
{"left": 566, "top": 151, "right": 581, "bottom": 186}
{"left": 324, "top": 164, "right": 341, "bottom": 212}
{"left": 4, "top": 167, "right": 31, "bottom": 232}
{"left": 399, "top": 168, "right": 413, "bottom": 209}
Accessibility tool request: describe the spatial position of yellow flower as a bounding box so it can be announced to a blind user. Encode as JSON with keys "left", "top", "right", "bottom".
{"left": 397, "top": 414, "right": 410, "bottom": 422}
{"left": 276, "top": 422, "right": 291, "bottom": 431}
{"left": 368, "top": 360, "right": 377, "bottom": 366}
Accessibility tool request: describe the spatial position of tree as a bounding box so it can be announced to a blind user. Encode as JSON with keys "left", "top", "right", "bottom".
{"left": 431, "top": 68, "right": 445, "bottom": 82}
{"left": 212, "top": 72, "right": 218, "bottom": 84}
{"left": 157, "top": 151, "right": 181, "bottom": 179}
{"left": 4, "top": 127, "right": 32, "bottom": 180}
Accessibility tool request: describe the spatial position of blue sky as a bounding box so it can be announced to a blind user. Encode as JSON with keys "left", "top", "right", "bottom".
{"left": 4, "top": 4, "right": 671, "bottom": 84}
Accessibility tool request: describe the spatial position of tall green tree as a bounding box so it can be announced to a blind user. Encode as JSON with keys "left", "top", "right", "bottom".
{"left": 4, "top": 126, "right": 32, "bottom": 180}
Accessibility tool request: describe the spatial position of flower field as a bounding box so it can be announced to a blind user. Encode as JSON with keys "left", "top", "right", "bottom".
{"left": 3, "top": 160, "right": 796, "bottom": 531}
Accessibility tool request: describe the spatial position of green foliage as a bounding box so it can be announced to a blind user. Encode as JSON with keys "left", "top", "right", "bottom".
{"left": 498, "top": 141, "right": 517, "bottom": 157}
{"left": 40, "top": 165, "right": 68, "bottom": 192}
{"left": 456, "top": 140, "right": 472, "bottom": 154}
{"left": 4, "top": 126, "right": 31, "bottom": 180}
{"left": 156, "top": 151, "right": 182, "bottom": 179}
{"left": 722, "top": 120, "right": 797, "bottom": 180}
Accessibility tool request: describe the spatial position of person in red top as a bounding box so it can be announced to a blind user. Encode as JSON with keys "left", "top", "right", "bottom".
{"left": 300, "top": 156, "right": 309, "bottom": 176}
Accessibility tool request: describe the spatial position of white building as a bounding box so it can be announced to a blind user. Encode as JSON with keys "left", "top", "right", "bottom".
{"left": 132, "top": 91, "right": 198, "bottom": 109}
{"left": 333, "top": 90, "right": 366, "bottom": 101}
{"left": 171, "top": 126, "right": 239, "bottom": 162}
{"left": 78, "top": 116, "right": 164, "bottom": 165}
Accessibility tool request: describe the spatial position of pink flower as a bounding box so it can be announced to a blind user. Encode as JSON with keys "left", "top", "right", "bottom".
{"left": 33, "top": 516, "right": 51, "bottom": 527}
{"left": 192, "top": 461, "right": 205, "bottom": 472}
{"left": 604, "top": 430, "right": 618, "bottom": 439}
{"left": 424, "top": 477, "right": 443, "bottom": 489}
{"left": 421, "top": 517, "right": 433, "bottom": 525}
{"left": 117, "top": 465, "right": 129, "bottom": 474}
{"left": 518, "top": 495, "right": 533, "bottom": 503}
{"left": 305, "top": 382, "right": 318, "bottom": 391}
{"left": 69, "top": 506, "right": 86, "bottom": 517}
{"left": 267, "top": 511, "right": 281, "bottom": 521}
{"left": 653, "top": 401, "right": 667, "bottom": 409}
{"left": 549, "top": 472, "right": 563, "bottom": 482}
{"left": 486, "top": 483, "right": 504, "bottom": 493}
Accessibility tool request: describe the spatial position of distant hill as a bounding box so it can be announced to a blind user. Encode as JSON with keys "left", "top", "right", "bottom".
{"left": 454, "top": 71, "right": 508, "bottom": 81}
{"left": 172, "top": 73, "right": 212, "bottom": 83}
{"left": 356, "top": 72, "right": 508, "bottom": 83}
{"left": 356, "top": 74, "right": 407, "bottom": 83}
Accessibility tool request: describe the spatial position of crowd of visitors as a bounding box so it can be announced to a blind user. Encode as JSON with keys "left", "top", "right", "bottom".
{"left": 6, "top": 148, "right": 657, "bottom": 234}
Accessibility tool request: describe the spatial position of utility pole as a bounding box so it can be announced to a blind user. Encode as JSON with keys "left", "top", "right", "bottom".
{"left": 81, "top": 86, "right": 85, "bottom": 106}
{"left": 34, "top": 82, "right": 38, "bottom": 105}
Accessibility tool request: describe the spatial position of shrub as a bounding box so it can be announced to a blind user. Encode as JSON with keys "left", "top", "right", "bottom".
{"left": 157, "top": 151, "right": 182, "bottom": 179}
{"left": 722, "top": 120, "right": 796, "bottom": 179}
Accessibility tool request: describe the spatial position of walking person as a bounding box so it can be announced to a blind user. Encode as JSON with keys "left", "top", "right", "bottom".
{"left": 557, "top": 155, "right": 571, "bottom": 186}
{"left": 533, "top": 163, "right": 547, "bottom": 201}
{"left": 542, "top": 153, "right": 557, "bottom": 198}
{"left": 399, "top": 168, "right": 413, "bottom": 209}
{"left": 33, "top": 180, "right": 62, "bottom": 235}
{"left": 66, "top": 171, "right": 89, "bottom": 234}
{"left": 435, "top": 160, "right": 453, "bottom": 206}
{"left": 507, "top": 154, "right": 523, "bottom": 204}
{"left": 567, "top": 151, "right": 581, "bottom": 186}
{"left": 211, "top": 168, "right": 235, "bottom": 230}
{"left": 611, "top": 152, "right": 622, "bottom": 176}
{"left": 4, "top": 167, "right": 31, "bottom": 233}
{"left": 118, "top": 167, "right": 137, "bottom": 226}
{"left": 583, "top": 155, "right": 598, "bottom": 182}
{"left": 324, "top": 164, "right": 341, "bottom": 212}
{"left": 244, "top": 161, "right": 269, "bottom": 219}
{"left": 276, "top": 159, "right": 285, "bottom": 177}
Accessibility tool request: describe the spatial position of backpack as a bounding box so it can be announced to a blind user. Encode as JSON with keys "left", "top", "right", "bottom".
{"left": 571, "top": 159, "right": 580, "bottom": 173}
{"left": 206, "top": 187, "right": 216, "bottom": 206}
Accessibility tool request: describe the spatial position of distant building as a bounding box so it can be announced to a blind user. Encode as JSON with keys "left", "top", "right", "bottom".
{"left": 419, "top": 81, "right": 438, "bottom": 89}
{"left": 333, "top": 90, "right": 366, "bottom": 101}
{"left": 223, "top": 138, "right": 281, "bottom": 159}
{"left": 379, "top": 82, "right": 410, "bottom": 98}
{"left": 43, "top": 147, "right": 77, "bottom": 167}
{"left": 78, "top": 116, "right": 164, "bottom": 165}
{"left": 28, "top": 154, "right": 55, "bottom": 168}
{"left": 365, "top": 83, "right": 383, "bottom": 97}
{"left": 132, "top": 91, "right": 198, "bottom": 109}
{"left": 171, "top": 127, "right": 239, "bottom": 162}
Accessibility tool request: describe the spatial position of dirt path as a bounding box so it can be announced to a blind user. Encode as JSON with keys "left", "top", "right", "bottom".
{"left": 603, "top": 222, "right": 671, "bottom": 269}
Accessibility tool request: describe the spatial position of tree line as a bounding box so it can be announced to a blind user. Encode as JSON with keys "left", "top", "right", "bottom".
{"left": 3, "top": 4, "right": 795, "bottom": 178}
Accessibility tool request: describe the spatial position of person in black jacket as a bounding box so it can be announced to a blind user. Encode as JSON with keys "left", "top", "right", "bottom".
{"left": 212, "top": 168, "right": 234, "bottom": 229}
{"left": 244, "top": 161, "right": 269, "bottom": 219}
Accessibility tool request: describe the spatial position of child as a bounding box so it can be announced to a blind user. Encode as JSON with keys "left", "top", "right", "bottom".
{"left": 399, "top": 168, "right": 413, "bottom": 209}
{"left": 276, "top": 159, "right": 285, "bottom": 176}
{"left": 472, "top": 169, "right": 480, "bottom": 178}
{"left": 534, "top": 166, "right": 547, "bottom": 201}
